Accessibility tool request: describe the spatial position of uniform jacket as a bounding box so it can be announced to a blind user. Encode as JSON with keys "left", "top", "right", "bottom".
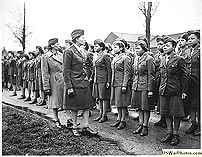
{"left": 16, "top": 59, "right": 24, "bottom": 77}
{"left": 41, "top": 50, "right": 64, "bottom": 108}
{"left": 94, "top": 51, "right": 112, "bottom": 83}
{"left": 27, "top": 59, "right": 35, "bottom": 81}
{"left": 186, "top": 45, "right": 200, "bottom": 86}
{"left": 132, "top": 52, "right": 155, "bottom": 91}
{"left": 22, "top": 60, "right": 29, "bottom": 81}
{"left": 35, "top": 54, "right": 43, "bottom": 78}
{"left": 159, "top": 52, "right": 188, "bottom": 96}
{"left": 63, "top": 44, "right": 90, "bottom": 89}
{"left": 111, "top": 53, "right": 131, "bottom": 87}
{"left": 8, "top": 58, "right": 17, "bottom": 76}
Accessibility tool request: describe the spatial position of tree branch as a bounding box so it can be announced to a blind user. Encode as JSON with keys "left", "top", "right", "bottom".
{"left": 5, "top": 23, "right": 23, "bottom": 45}
{"left": 138, "top": 2, "right": 147, "bottom": 17}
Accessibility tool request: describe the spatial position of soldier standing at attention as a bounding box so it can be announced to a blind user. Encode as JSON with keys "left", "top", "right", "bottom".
{"left": 63, "top": 29, "right": 98, "bottom": 136}
{"left": 185, "top": 31, "right": 200, "bottom": 136}
{"left": 159, "top": 36, "right": 188, "bottom": 146}
{"left": 41, "top": 38, "right": 64, "bottom": 128}
{"left": 92, "top": 39, "right": 112, "bottom": 123}
{"left": 154, "top": 36, "right": 167, "bottom": 128}
{"left": 35, "top": 46, "right": 46, "bottom": 106}
{"left": 110, "top": 40, "right": 131, "bottom": 130}
{"left": 8, "top": 51, "right": 17, "bottom": 97}
{"left": 131, "top": 37, "right": 155, "bottom": 136}
{"left": 18, "top": 53, "right": 29, "bottom": 100}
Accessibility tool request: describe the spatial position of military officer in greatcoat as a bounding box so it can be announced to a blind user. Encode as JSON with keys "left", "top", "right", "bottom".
{"left": 41, "top": 38, "right": 64, "bottom": 128}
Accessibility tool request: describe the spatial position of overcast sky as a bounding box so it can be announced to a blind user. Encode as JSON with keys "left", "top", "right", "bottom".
{"left": 0, "top": 0, "right": 201, "bottom": 52}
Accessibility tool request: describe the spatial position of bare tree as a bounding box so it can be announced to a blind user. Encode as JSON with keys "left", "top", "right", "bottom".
{"left": 138, "top": 2, "right": 159, "bottom": 49}
{"left": 5, "top": 2, "right": 32, "bottom": 53}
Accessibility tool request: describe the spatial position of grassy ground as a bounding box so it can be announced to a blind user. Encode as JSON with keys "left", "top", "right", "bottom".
{"left": 2, "top": 104, "right": 126, "bottom": 155}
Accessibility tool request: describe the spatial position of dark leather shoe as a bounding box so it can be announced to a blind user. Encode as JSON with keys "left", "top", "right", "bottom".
{"left": 36, "top": 101, "right": 46, "bottom": 106}
{"left": 29, "top": 99, "right": 37, "bottom": 104}
{"left": 140, "top": 126, "right": 148, "bottom": 136}
{"left": 94, "top": 114, "right": 102, "bottom": 121}
{"left": 10, "top": 93, "right": 17, "bottom": 97}
{"left": 170, "top": 134, "right": 180, "bottom": 146}
{"left": 160, "top": 133, "right": 173, "bottom": 143}
{"left": 98, "top": 115, "right": 108, "bottom": 123}
{"left": 117, "top": 121, "right": 126, "bottom": 130}
{"left": 18, "top": 95, "right": 26, "bottom": 99}
{"left": 24, "top": 97, "right": 31, "bottom": 101}
{"left": 133, "top": 124, "right": 143, "bottom": 134}
{"left": 185, "top": 123, "right": 197, "bottom": 134}
{"left": 82, "top": 127, "right": 98, "bottom": 135}
{"left": 194, "top": 125, "right": 201, "bottom": 136}
{"left": 110, "top": 120, "right": 121, "bottom": 127}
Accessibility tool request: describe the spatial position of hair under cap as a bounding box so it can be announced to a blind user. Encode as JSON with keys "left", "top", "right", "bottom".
{"left": 187, "top": 30, "right": 200, "bottom": 40}
{"left": 48, "top": 38, "right": 58, "bottom": 46}
{"left": 113, "top": 40, "right": 125, "bottom": 48}
{"left": 163, "top": 36, "right": 177, "bottom": 47}
{"left": 71, "top": 29, "right": 84, "bottom": 40}
{"left": 178, "top": 33, "right": 189, "bottom": 41}
{"left": 156, "top": 36, "right": 164, "bottom": 43}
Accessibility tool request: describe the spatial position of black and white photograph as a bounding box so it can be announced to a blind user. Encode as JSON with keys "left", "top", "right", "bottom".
{"left": 1, "top": 0, "right": 201, "bottom": 156}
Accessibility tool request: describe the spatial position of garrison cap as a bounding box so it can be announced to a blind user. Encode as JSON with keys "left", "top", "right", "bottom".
{"left": 48, "top": 38, "right": 58, "bottom": 47}
{"left": 163, "top": 36, "right": 177, "bottom": 47}
{"left": 71, "top": 29, "right": 84, "bottom": 40}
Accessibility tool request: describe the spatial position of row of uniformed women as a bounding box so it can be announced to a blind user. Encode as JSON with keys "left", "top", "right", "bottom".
{"left": 40, "top": 29, "right": 200, "bottom": 145}
{"left": 91, "top": 31, "right": 200, "bottom": 146}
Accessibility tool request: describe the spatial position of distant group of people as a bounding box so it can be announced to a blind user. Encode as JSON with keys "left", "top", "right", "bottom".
{"left": 2, "top": 29, "right": 200, "bottom": 146}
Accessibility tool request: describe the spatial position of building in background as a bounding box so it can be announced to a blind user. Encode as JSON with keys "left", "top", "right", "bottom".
{"left": 104, "top": 30, "right": 200, "bottom": 53}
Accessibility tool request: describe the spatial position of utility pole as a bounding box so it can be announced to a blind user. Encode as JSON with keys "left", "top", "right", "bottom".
{"left": 22, "top": 2, "right": 26, "bottom": 53}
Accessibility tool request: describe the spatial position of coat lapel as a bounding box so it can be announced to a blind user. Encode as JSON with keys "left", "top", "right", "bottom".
{"left": 52, "top": 52, "right": 63, "bottom": 64}
{"left": 72, "top": 45, "right": 85, "bottom": 59}
{"left": 166, "top": 53, "right": 177, "bottom": 68}
{"left": 191, "top": 45, "right": 200, "bottom": 59}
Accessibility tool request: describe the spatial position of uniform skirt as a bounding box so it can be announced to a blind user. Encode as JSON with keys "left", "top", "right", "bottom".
{"left": 38, "top": 76, "right": 44, "bottom": 91}
{"left": 92, "top": 83, "right": 110, "bottom": 100}
{"left": 9, "top": 75, "right": 16, "bottom": 85}
{"left": 23, "top": 79, "right": 28, "bottom": 88}
{"left": 131, "top": 90, "right": 155, "bottom": 111}
{"left": 17, "top": 76, "right": 23, "bottom": 87}
{"left": 159, "top": 95, "right": 185, "bottom": 117}
{"left": 63, "top": 86, "right": 94, "bottom": 110}
{"left": 186, "top": 82, "right": 200, "bottom": 110}
{"left": 110, "top": 86, "right": 131, "bottom": 107}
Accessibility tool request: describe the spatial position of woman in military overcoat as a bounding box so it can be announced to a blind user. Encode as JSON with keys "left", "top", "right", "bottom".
{"left": 41, "top": 38, "right": 64, "bottom": 128}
